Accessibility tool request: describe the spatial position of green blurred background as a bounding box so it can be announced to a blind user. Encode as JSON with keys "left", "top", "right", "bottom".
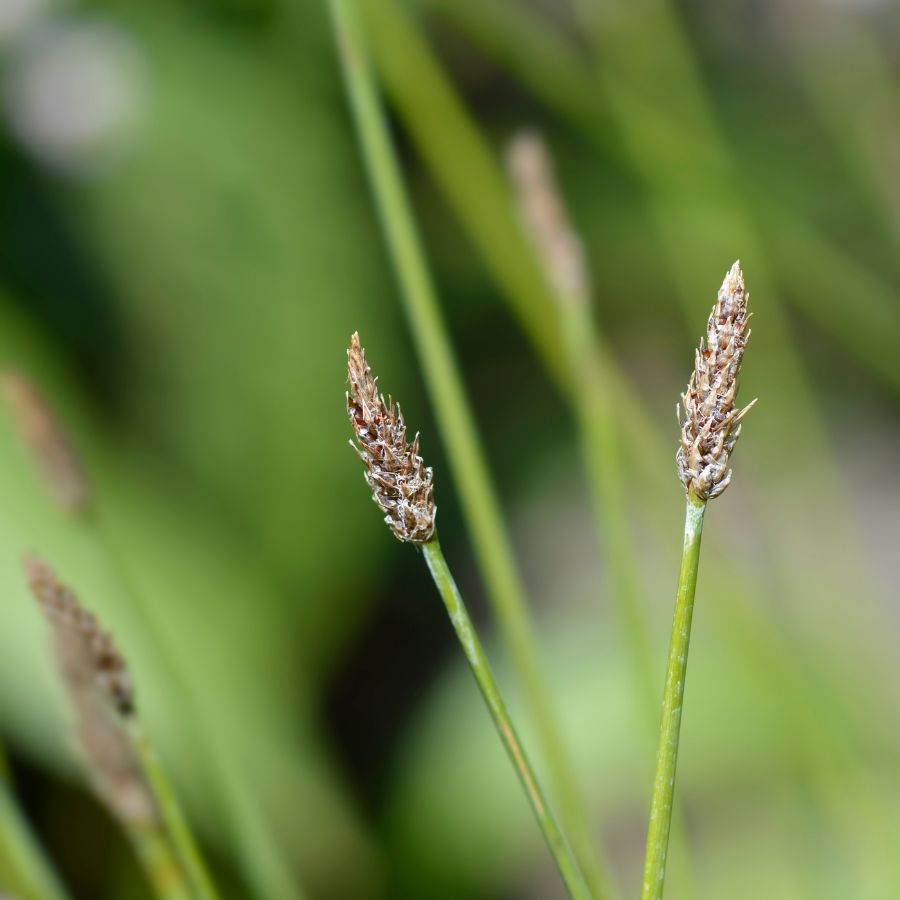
{"left": 0, "top": 0, "right": 898, "bottom": 897}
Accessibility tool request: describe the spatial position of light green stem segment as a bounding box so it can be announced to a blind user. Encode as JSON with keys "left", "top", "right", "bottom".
{"left": 0, "top": 779, "right": 70, "bottom": 900}
{"left": 328, "top": 2, "right": 611, "bottom": 896}
{"left": 127, "top": 719, "right": 222, "bottom": 900}
{"left": 128, "top": 823, "right": 195, "bottom": 900}
{"left": 551, "top": 236, "right": 696, "bottom": 899}
{"left": 91, "top": 506, "right": 302, "bottom": 900}
{"left": 421, "top": 540, "right": 593, "bottom": 900}
{"left": 641, "top": 494, "right": 706, "bottom": 900}
{"left": 555, "top": 291, "right": 656, "bottom": 712}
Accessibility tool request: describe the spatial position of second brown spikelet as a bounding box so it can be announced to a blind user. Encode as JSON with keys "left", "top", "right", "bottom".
{"left": 25, "top": 556, "right": 156, "bottom": 826}
{"left": 347, "top": 333, "right": 436, "bottom": 543}
{"left": 677, "top": 261, "right": 756, "bottom": 501}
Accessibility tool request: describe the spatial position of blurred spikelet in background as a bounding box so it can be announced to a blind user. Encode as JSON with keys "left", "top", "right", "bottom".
{"left": 2, "top": 373, "right": 90, "bottom": 516}
{"left": 506, "top": 130, "right": 590, "bottom": 307}
{"left": 24, "top": 555, "right": 153, "bottom": 826}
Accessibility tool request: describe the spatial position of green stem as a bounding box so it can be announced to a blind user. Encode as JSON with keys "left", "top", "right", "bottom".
{"left": 555, "top": 293, "right": 657, "bottom": 711}
{"left": 641, "top": 494, "right": 706, "bottom": 900}
{"left": 421, "top": 540, "right": 593, "bottom": 900}
{"left": 0, "top": 780, "right": 70, "bottom": 900}
{"left": 327, "top": 2, "right": 613, "bottom": 897}
{"left": 127, "top": 720, "right": 222, "bottom": 900}
{"left": 128, "top": 822, "right": 195, "bottom": 900}
{"left": 549, "top": 228, "right": 697, "bottom": 900}
{"left": 91, "top": 507, "right": 303, "bottom": 900}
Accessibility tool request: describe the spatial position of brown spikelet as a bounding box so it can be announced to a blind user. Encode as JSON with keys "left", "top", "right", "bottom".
{"left": 2, "top": 372, "right": 90, "bottom": 515}
{"left": 24, "top": 556, "right": 157, "bottom": 825}
{"left": 506, "top": 130, "right": 590, "bottom": 306}
{"left": 347, "top": 333, "right": 436, "bottom": 543}
{"left": 677, "top": 261, "right": 757, "bottom": 501}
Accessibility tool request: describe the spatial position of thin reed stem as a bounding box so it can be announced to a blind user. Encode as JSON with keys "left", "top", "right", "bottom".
{"left": 641, "top": 494, "right": 705, "bottom": 900}
{"left": 328, "top": 3, "right": 613, "bottom": 896}
{"left": 553, "top": 269, "right": 656, "bottom": 712}
{"left": 549, "top": 216, "right": 699, "bottom": 900}
{"left": 0, "top": 781, "right": 70, "bottom": 900}
{"left": 127, "top": 823, "right": 195, "bottom": 900}
{"left": 92, "top": 508, "right": 304, "bottom": 900}
{"left": 505, "top": 132, "right": 697, "bottom": 897}
{"left": 126, "top": 720, "right": 221, "bottom": 900}
{"left": 642, "top": 263, "right": 749, "bottom": 900}
{"left": 421, "top": 540, "right": 592, "bottom": 900}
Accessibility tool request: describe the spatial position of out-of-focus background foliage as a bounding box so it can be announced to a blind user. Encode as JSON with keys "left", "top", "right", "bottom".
{"left": 0, "top": 0, "right": 898, "bottom": 897}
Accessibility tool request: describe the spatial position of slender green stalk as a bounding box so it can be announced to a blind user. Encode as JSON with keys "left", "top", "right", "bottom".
{"left": 640, "top": 261, "right": 751, "bottom": 899}
{"left": 641, "top": 495, "right": 705, "bottom": 900}
{"left": 93, "top": 508, "right": 303, "bottom": 900}
{"left": 553, "top": 241, "right": 698, "bottom": 900}
{"left": 506, "top": 132, "right": 697, "bottom": 896}
{"left": 553, "top": 270, "right": 656, "bottom": 713}
{"left": 421, "top": 540, "right": 592, "bottom": 900}
{"left": 328, "top": 1, "right": 614, "bottom": 896}
{"left": 127, "top": 823, "right": 195, "bottom": 900}
{"left": 126, "top": 720, "right": 221, "bottom": 900}
{"left": 0, "top": 781, "right": 70, "bottom": 900}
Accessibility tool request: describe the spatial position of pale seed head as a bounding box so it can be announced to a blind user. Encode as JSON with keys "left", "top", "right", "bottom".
{"left": 347, "top": 333, "right": 436, "bottom": 543}
{"left": 25, "top": 555, "right": 157, "bottom": 825}
{"left": 506, "top": 129, "right": 590, "bottom": 307}
{"left": 677, "top": 261, "right": 756, "bottom": 501}
{"left": 2, "top": 372, "right": 90, "bottom": 515}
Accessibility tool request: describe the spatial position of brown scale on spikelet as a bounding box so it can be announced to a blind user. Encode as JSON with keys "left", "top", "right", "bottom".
{"left": 25, "top": 556, "right": 156, "bottom": 825}
{"left": 347, "top": 333, "right": 436, "bottom": 543}
{"left": 677, "top": 261, "right": 757, "bottom": 501}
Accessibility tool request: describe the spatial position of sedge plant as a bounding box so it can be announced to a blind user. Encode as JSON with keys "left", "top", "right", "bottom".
{"left": 327, "top": 2, "right": 615, "bottom": 896}
{"left": 505, "top": 130, "right": 699, "bottom": 897}
{"left": 346, "top": 332, "right": 592, "bottom": 900}
{"left": 640, "top": 263, "right": 756, "bottom": 900}
{"left": 24, "top": 556, "right": 221, "bottom": 900}
{"left": 350, "top": 22, "right": 898, "bottom": 883}
{"left": 2, "top": 370, "right": 302, "bottom": 900}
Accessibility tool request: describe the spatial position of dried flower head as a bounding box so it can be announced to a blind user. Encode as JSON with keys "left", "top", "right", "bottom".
{"left": 347, "top": 333, "right": 436, "bottom": 543}
{"left": 2, "top": 371, "right": 90, "bottom": 515}
{"left": 677, "top": 261, "right": 757, "bottom": 500}
{"left": 506, "top": 129, "right": 589, "bottom": 306}
{"left": 25, "top": 556, "right": 156, "bottom": 825}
